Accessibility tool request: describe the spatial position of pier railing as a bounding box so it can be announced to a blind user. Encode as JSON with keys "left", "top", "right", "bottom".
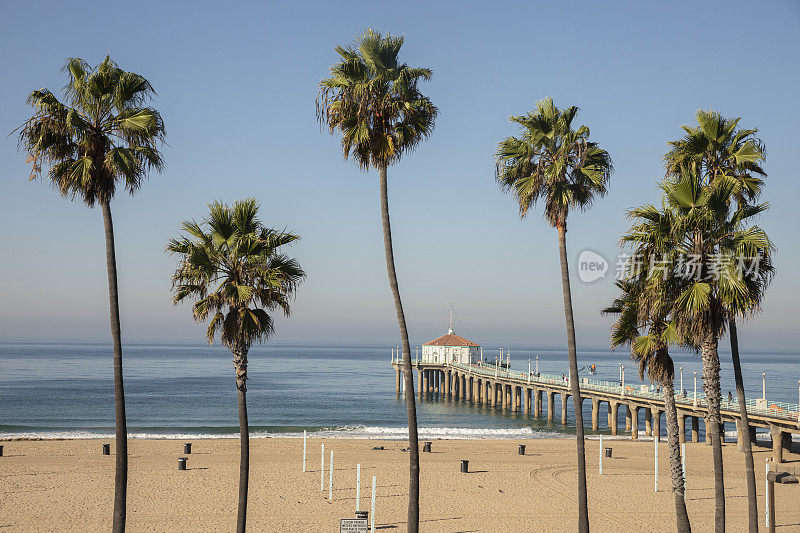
{"left": 445, "top": 361, "right": 800, "bottom": 422}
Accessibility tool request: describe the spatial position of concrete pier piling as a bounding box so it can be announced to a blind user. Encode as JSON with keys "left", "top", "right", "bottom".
{"left": 653, "top": 410, "right": 661, "bottom": 442}
{"left": 610, "top": 402, "right": 619, "bottom": 436}
{"left": 678, "top": 413, "right": 686, "bottom": 444}
{"left": 391, "top": 358, "right": 800, "bottom": 447}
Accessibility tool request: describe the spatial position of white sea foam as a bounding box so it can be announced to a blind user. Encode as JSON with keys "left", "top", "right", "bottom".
{"left": 280, "top": 426, "right": 571, "bottom": 440}
{"left": 6, "top": 426, "right": 795, "bottom": 442}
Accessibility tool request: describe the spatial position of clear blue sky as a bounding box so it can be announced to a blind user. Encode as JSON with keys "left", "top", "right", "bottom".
{"left": 1, "top": 1, "right": 798, "bottom": 350}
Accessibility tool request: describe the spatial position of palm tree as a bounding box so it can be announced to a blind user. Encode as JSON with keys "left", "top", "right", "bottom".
{"left": 167, "top": 199, "right": 305, "bottom": 533}
{"left": 665, "top": 111, "right": 771, "bottom": 532}
{"left": 604, "top": 264, "right": 691, "bottom": 529}
{"left": 316, "top": 29, "right": 437, "bottom": 531}
{"left": 495, "top": 97, "right": 612, "bottom": 532}
{"left": 16, "top": 56, "right": 165, "bottom": 532}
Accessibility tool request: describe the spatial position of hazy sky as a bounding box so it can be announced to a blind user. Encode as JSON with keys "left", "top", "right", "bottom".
{"left": 1, "top": 1, "right": 798, "bottom": 350}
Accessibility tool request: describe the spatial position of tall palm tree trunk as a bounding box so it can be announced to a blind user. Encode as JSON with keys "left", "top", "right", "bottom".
{"left": 557, "top": 222, "right": 589, "bottom": 533}
{"left": 662, "top": 376, "right": 691, "bottom": 532}
{"left": 701, "top": 333, "right": 725, "bottom": 533}
{"left": 234, "top": 352, "right": 249, "bottom": 533}
{"left": 101, "top": 199, "right": 128, "bottom": 533}
{"left": 379, "top": 164, "right": 420, "bottom": 532}
{"left": 729, "top": 319, "right": 758, "bottom": 532}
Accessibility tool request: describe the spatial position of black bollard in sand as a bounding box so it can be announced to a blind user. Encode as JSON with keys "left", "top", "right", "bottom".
{"left": 604, "top": 447, "right": 613, "bottom": 458}
{"left": 184, "top": 443, "right": 192, "bottom": 454}
{"left": 423, "top": 441, "right": 432, "bottom": 453}
{"left": 178, "top": 457, "right": 187, "bottom": 470}
{"left": 0, "top": 445, "right": 3, "bottom": 457}
{"left": 518, "top": 444, "right": 526, "bottom": 455}
{"left": 460, "top": 459, "right": 469, "bottom": 473}
{"left": 102, "top": 444, "right": 110, "bottom": 455}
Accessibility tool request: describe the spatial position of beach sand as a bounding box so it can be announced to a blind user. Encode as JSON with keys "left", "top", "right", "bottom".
{"left": 1, "top": 437, "right": 798, "bottom": 532}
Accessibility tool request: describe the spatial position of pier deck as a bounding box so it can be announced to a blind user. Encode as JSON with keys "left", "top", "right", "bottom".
{"left": 390, "top": 358, "right": 800, "bottom": 462}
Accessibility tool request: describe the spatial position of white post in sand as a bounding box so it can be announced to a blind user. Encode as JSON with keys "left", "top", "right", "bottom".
{"left": 371, "top": 476, "right": 376, "bottom": 533}
{"left": 654, "top": 436, "right": 658, "bottom": 492}
{"left": 356, "top": 464, "right": 361, "bottom": 512}
{"left": 320, "top": 443, "right": 325, "bottom": 491}
{"left": 765, "top": 458, "right": 770, "bottom": 528}
{"left": 681, "top": 442, "right": 686, "bottom": 492}
{"left": 302, "top": 430, "right": 307, "bottom": 472}
{"left": 599, "top": 435, "right": 603, "bottom": 475}
{"left": 328, "top": 450, "right": 333, "bottom": 500}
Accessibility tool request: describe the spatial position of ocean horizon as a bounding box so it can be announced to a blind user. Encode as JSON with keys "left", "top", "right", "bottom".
{"left": 2, "top": 340, "right": 798, "bottom": 441}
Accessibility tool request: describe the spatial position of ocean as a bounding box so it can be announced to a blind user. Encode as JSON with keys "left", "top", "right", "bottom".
{"left": 1, "top": 340, "right": 797, "bottom": 440}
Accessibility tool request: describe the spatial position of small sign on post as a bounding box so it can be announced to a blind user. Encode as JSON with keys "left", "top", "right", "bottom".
{"left": 340, "top": 518, "right": 368, "bottom": 533}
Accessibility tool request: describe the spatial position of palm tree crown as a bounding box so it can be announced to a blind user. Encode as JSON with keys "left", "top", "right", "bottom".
{"left": 665, "top": 109, "right": 765, "bottom": 205}
{"left": 168, "top": 199, "right": 305, "bottom": 363}
{"left": 17, "top": 55, "right": 165, "bottom": 206}
{"left": 316, "top": 29, "right": 437, "bottom": 170}
{"left": 495, "top": 97, "right": 612, "bottom": 226}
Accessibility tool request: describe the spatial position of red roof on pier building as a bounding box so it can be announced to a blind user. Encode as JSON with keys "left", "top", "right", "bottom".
{"left": 423, "top": 333, "right": 479, "bottom": 347}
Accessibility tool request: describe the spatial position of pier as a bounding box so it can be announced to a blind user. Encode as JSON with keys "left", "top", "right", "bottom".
{"left": 391, "top": 356, "right": 800, "bottom": 462}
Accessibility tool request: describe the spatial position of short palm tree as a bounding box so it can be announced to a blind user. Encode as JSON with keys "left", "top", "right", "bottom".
{"left": 495, "top": 97, "right": 612, "bottom": 532}
{"left": 604, "top": 273, "right": 691, "bottom": 531}
{"left": 666, "top": 110, "right": 770, "bottom": 532}
{"left": 16, "top": 55, "right": 165, "bottom": 532}
{"left": 317, "top": 29, "right": 437, "bottom": 531}
{"left": 167, "top": 199, "right": 305, "bottom": 533}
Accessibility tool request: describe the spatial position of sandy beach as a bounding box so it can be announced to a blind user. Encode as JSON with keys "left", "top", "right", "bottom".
{"left": 1, "top": 437, "right": 798, "bottom": 532}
